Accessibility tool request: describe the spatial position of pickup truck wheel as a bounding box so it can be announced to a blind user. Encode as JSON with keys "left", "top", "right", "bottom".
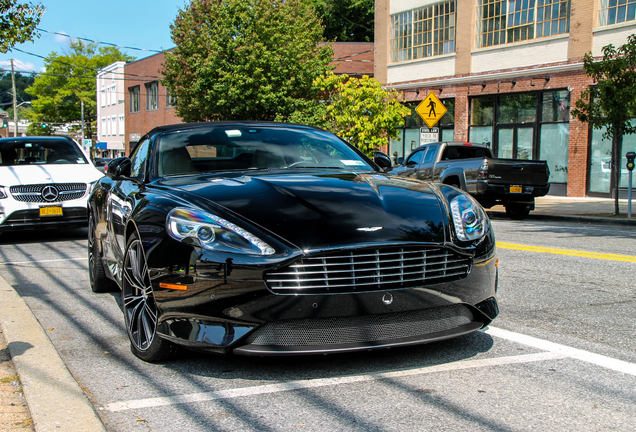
{"left": 505, "top": 203, "right": 531, "bottom": 220}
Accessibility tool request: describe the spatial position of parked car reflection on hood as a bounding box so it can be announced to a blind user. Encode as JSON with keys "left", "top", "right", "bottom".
{"left": 87, "top": 121, "right": 499, "bottom": 362}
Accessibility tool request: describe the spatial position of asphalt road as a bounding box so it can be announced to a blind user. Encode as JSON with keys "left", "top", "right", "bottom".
{"left": 0, "top": 220, "right": 635, "bottom": 432}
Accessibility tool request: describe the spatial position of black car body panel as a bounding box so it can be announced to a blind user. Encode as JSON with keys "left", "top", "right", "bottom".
{"left": 88, "top": 122, "right": 498, "bottom": 359}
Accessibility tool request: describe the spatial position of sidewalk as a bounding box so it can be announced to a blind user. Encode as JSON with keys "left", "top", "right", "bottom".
{"left": 0, "top": 195, "right": 635, "bottom": 432}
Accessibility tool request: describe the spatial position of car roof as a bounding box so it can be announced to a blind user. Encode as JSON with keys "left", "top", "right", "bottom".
{"left": 145, "top": 121, "right": 323, "bottom": 138}
{"left": 0, "top": 135, "right": 76, "bottom": 143}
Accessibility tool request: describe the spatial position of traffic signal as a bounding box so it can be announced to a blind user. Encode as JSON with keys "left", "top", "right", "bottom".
{"left": 1, "top": 118, "right": 7, "bottom": 128}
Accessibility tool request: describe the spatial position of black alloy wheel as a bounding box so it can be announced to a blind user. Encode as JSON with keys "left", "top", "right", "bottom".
{"left": 88, "top": 212, "right": 116, "bottom": 293}
{"left": 122, "top": 232, "right": 178, "bottom": 362}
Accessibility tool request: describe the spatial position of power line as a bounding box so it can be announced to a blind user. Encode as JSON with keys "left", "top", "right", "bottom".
{"left": 10, "top": 48, "right": 163, "bottom": 80}
{"left": 36, "top": 28, "right": 165, "bottom": 53}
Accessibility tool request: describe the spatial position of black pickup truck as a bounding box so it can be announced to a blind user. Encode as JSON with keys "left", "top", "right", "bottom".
{"left": 388, "top": 142, "right": 550, "bottom": 220}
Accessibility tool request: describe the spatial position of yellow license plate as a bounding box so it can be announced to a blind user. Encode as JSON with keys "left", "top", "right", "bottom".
{"left": 40, "top": 206, "right": 63, "bottom": 217}
{"left": 510, "top": 186, "right": 523, "bottom": 193}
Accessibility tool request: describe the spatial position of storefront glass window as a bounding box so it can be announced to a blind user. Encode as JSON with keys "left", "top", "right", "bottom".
{"left": 469, "top": 126, "right": 493, "bottom": 147}
{"left": 498, "top": 93, "right": 536, "bottom": 123}
{"left": 589, "top": 128, "right": 612, "bottom": 193}
{"left": 541, "top": 90, "right": 570, "bottom": 122}
{"left": 470, "top": 96, "right": 494, "bottom": 125}
{"left": 540, "top": 123, "right": 569, "bottom": 182}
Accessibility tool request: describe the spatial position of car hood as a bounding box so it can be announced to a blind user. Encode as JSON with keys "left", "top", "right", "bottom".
{"left": 0, "top": 164, "right": 103, "bottom": 186}
{"left": 159, "top": 171, "right": 447, "bottom": 249}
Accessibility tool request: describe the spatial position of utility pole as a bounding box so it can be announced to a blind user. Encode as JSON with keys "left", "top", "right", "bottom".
{"left": 81, "top": 100, "right": 85, "bottom": 148}
{"left": 11, "top": 59, "right": 18, "bottom": 138}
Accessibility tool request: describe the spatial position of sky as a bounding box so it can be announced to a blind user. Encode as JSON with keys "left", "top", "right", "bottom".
{"left": 0, "top": 0, "right": 186, "bottom": 75}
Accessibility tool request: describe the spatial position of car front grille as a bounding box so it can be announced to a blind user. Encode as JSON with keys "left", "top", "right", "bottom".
{"left": 9, "top": 183, "right": 87, "bottom": 203}
{"left": 243, "top": 304, "right": 474, "bottom": 347}
{"left": 264, "top": 246, "right": 472, "bottom": 295}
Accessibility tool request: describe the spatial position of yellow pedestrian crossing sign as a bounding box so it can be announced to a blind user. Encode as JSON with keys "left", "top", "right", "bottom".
{"left": 415, "top": 92, "right": 447, "bottom": 128}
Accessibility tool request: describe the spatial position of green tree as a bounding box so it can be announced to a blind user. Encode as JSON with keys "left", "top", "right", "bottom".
{"left": 0, "top": 0, "right": 44, "bottom": 53}
{"left": 0, "top": 71, "right": 36, "bottom": 106}
{"left": 284, "top": 72, "right": 411, "bottom": 156}
{"left": 161, "top": 0, "right": 333, "bottom": 122}
{"left": 310, "top": 0, "right": 374, "bottom": 42}
{"left": 25, "top": 40, "right": 134, "bottom": 137}
{"left": 571, "top": 34, "right": 636, "bottom": 214}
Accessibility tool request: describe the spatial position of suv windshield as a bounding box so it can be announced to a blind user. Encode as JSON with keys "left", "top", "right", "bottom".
{"left": 156, "top": 126, "right": 374, "bottom": 176}
{"left": 0, "top": 138, "right": 88, "bottom": 166}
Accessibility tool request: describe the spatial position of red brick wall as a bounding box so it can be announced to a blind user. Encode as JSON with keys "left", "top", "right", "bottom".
{"left": 124, "top": 52, "right": 182, "bottom": 155}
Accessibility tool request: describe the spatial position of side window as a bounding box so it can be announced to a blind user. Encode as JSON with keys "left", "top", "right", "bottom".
{"left": 130, "top": 138, "right": 151, "bottom": 179}
{"left": 423, "top": 144, "right": 440, "bottom": 163}
{"left": 406, "top": 148, "right": 426, "bottom": 165}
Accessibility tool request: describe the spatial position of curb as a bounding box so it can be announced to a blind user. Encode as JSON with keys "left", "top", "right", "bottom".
{"left": 0, "top": 276, "right": 107, "bottom": 432}
{"left": 487, "top": 211, "right": 636, "bottom": 226}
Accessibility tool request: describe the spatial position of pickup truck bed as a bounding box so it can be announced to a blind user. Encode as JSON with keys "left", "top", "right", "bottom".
{"left": 391, "top": 142, "right": 550, "bottom": 219}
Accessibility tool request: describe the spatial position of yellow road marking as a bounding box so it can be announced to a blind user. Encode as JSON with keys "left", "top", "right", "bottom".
{"left": 497, "top": 242, "right": 636, "bottom": 263}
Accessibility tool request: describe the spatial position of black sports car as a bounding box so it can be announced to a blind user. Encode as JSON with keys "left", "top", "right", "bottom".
{"left": 88, "top": 122, "right": 498, "bottom": 362}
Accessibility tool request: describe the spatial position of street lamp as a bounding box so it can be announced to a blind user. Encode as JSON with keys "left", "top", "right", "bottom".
{"left": 12, "top": 100, "right": 31, "bottom": 137}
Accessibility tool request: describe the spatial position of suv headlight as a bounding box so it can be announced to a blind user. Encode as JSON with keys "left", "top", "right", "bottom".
{"left": 450, "top": 194, "right": 487, "bottom": 242}
{"left": 0, "top": 186, "right": 7, "bottom": 199}
{"left": 166, "top": 207, "right": 275, "bottom": 255}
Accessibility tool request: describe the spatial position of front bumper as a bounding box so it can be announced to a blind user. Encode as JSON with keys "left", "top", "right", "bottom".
{"left": 151, "top": 248, "right": 499, "bottom": 356}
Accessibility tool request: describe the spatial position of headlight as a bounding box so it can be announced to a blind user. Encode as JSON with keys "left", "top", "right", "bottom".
{"left": 166, "top": 207, "right": 275, "bottom": 255}
{"left": 0, "top": 186, "right": 7, "bottom": 199}
{"left": 450, "top": 194, "right": 487, "bottom": 242}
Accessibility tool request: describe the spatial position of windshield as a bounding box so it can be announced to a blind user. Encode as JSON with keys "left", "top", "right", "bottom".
{"left": 0, "top": 138, "right": 88, "bottom": 166}
{"left": 155, "top": 126, "right": 374, "bottom": 176}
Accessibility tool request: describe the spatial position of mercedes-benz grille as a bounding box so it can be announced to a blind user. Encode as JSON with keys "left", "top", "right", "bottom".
{"left": 265, "top": 246, "right": 473, "bottom": 295}
{"left": 9, "top": 183, "right": 87, "bottom": 203}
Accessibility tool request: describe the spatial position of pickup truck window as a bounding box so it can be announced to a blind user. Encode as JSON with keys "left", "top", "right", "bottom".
{"left": 423, "top": 144, "right": 439, "bottom": 163}
{"left": 406, "top": 149, "right": 425, "bottom": 165}
{"left": 442, "top": 146, "right": 491, "bottom": 160}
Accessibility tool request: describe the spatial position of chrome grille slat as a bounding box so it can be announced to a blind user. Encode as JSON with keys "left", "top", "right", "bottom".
{"left": 265, "top": 247, "right": 472, "bottom": 295}
{"left": 267, "top": 263, "right": 468, "bottom": 281}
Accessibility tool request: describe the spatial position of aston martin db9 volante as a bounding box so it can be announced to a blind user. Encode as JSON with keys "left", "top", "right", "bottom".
{"left": 0, "top": 136, "right": 103, "bottom": 232}
{"left": 88, "top": 122, "right": 498, "bottom": 362}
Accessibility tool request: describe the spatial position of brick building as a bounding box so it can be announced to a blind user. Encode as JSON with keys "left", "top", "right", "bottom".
{"left": 376, "top": 0, "right": 636, "bottom": 197}
{"left": 123, "top": 42, "right": 374, "bottom": 155}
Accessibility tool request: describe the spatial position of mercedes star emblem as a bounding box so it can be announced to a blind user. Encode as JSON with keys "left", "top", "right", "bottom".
{"left": 41, "top": 185, "right": 59, "bottom": 202}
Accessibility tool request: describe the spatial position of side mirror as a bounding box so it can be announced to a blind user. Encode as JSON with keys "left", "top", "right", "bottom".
{"left": 373, "top": 151, "right": 393, "bottom": 171}
{"left": 107, "top": 157, "right": 132, "bottom": 179}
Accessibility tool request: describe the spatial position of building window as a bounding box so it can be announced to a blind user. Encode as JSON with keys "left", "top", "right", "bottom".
{"left": 145, "top": 82, "right": 158, "bottom": 111}
{"left": 166, "top": 89, "right": 177, "bottom": 108}
{"left": 101, "top": 118, "right": 106, "bottom": 137}
{"left": 101, "top": 88, "right": 105, "bottom": 107}
{"left": 476, "top": 0, "right": 571, "bottom": 48}
{"left": 390, "top": 1, "right": 456, "bottom": 63}
{"left": 119, "top": 115, "right": 125, "bottom": 136}
{"left": 598, "top": 0, "right": 636, "bottom": 26}
{"left": 129, "top": 86, "right": 140, "bottom": 113}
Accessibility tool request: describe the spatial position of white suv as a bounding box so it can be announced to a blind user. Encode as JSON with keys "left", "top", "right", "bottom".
{"left": 0, "top": 136, "right": 103, "bottom": 232}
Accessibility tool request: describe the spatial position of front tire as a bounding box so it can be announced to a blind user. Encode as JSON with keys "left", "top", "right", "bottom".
{"left": 88, "top": 212, "right": 116, "bottom": 293}
{"left": 122, "top": 232, "right": 178, "bottom": 362}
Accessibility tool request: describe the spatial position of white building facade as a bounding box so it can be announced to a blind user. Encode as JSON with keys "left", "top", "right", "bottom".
{"left": 96, "top": 61, "right": 127, "bottom": 158}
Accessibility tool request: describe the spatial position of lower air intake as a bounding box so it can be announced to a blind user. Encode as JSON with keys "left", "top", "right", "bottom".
{"left": 243, "top": 304, "right": 474, "bottom": 347}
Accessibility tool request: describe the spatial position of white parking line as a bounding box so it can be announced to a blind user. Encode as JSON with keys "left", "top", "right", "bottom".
{"left": 485, "top": 327, "right": 636, "bottom": 376}
{"left": 0, "top": 257, "right": 87, "bottom": 265}
{"left": 104, "top": 351, "right": 564, "bottom": 412}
